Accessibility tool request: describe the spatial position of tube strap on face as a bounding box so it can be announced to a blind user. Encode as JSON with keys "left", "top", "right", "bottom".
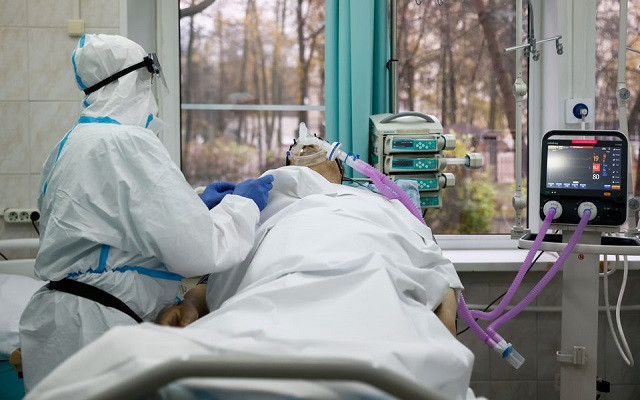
{"left": 83, "top": 57, "right": 153, "bottom": 95}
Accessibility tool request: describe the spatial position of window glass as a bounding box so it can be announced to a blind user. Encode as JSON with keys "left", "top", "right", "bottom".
{"left": 179, "top": 0, "right": 325, "bottom": 185}
{"left": 397, "top": 0, "right": 527, "bottom": 233}
{"left": 595, "top": 2, "right": 640, "bottom": 197}
{"left": 179, "top": 0, "right": 525, "bottom": 234}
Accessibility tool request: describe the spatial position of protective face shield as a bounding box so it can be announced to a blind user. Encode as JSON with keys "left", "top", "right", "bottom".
{"left": 146, "top": 114, "right": 168, "bottom": 138}
{"left": 83, "top": 52, "right": 168, "bottom": 96}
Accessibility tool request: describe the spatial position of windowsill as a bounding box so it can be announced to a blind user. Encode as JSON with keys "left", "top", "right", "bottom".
{"left": 437, "top": 235, "right": 640, "bottom": 272}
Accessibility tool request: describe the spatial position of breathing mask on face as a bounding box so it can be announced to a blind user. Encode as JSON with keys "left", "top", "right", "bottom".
{"left": 286, "top": 143, "right": 345, "bottom": 183}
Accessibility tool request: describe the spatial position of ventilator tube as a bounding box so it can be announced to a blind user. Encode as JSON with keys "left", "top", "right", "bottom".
{"left": 296, "top": 123, "right": 425, "bottom": 223}
{"left": 457, "top": 207, "right": 592, "bottom": 368}
{"left": 469, "top": 209, "right": 557, "bottom": 322}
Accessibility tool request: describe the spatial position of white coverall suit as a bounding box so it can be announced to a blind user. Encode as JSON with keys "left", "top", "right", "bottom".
{"left": 19, "top": 34, "right": 260, "bottom": 390}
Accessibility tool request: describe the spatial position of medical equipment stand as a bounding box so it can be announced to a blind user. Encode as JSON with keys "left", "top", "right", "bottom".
{"left": 556, "top": 230, "right": 600, "bottom": 400}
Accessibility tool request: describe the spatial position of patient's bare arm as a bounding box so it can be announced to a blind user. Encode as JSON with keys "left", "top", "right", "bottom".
{"left": 156, "top": 284, "right": 209, "bottom": 327}
{"left": 435, "top": 288, "right": 457, "bottom": 336}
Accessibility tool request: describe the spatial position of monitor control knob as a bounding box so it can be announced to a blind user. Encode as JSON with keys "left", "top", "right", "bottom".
{"left": 578, "top": 202, "right": 598, "bottom": 221}
{"left": 543, "top": 201, "right": 563, "bottom": 219}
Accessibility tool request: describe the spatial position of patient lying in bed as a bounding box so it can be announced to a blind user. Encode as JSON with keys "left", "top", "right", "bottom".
{"left": 26, "top": 162, "right": 477, "bottom": 400}
{"left": 159, "top": 154, "right": 458, "bottom": 336}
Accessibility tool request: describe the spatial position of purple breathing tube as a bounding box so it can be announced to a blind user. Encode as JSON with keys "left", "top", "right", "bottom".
{"left": 457, "top": 208, "right": 592, "bottom": 368}
{"left": 469, "top": 209, "right": 557, "bottom": 322}
{"left": 350, "top": 159, "right": 425, "bottom": 223}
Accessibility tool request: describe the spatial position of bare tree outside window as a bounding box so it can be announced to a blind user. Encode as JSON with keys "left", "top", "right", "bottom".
{"left": 596, "top": 1, "right": 640, "bottom": 197}
{"left": 179, "top": 0, "right": 325, "bottom": 185}
{"left": 396, "top": 0, "right": 525, "bottom": 234}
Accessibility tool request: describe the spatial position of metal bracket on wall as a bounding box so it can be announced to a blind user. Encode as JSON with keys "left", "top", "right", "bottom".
{"left": 556, "top": 346, "right": 587, "bottom": 365}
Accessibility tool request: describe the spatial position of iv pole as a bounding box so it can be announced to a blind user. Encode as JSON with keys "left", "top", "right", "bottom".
{"left": 505, "top": 1, "right": 562, "bottom": 238}
{"left": 510, "top": 0, "right": 528, "bottom": 239}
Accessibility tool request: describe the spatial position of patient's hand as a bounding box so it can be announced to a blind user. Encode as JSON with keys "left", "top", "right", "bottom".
{"left": 156, "top": 302, "right": 199, "bottom": 327}
{"left": 9, "top": 348, "right": 22, "bottom": 377}
{"left": 156, "top": 283, "right": 209, "bottom": 327}
{"left": 435, "top": 288, "right": 458, "bottom": 337}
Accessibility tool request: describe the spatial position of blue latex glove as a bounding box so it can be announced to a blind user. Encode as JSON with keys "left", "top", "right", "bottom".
{"left": 201, "top": 181, "right": 236, "bottom": 210}
{"left": 233, "top": 175, "right": 274, "bottom": 211}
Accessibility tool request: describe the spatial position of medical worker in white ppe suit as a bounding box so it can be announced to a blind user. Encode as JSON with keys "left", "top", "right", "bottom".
{"left": 19, "top": 34, "right": 274, "bottom": 391}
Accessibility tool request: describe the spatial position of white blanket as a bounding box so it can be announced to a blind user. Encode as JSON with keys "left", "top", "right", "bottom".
{"left": 27, "top": 167, "right": 478, "bottom": 400}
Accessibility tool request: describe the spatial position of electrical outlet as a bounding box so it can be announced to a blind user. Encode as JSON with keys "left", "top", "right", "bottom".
{"left": 3, "top": 208, "right": 39, "bottom": 223}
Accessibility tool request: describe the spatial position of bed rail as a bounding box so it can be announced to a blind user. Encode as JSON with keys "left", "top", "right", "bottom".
{"left": 89, "top": 354, "right": 452, "bottom": 400}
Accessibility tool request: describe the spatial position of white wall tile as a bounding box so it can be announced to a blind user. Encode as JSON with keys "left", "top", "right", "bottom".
{"left": 536, "top": 314, "right": 561, "bottom": 381}
{"left": 489, "top": 279, "right": 536, "bottom": 306}
{"left": 469, "top": 381, "right": 491, "bottom": 399}
{"left": 604, "top": 310, "right": 640, "bottom": 385}
{"left": 459, "top": 330, "right": 492, "bottom": 381}
{"left": 537, "top": 381, "right": 559, "bottom": 400}
{"left": 0, "top": 174, "right": 30, "bottom": 210}
{"left": 0, "top": 101, "right": 29, "bottom": 174}
{"left": 80, "top": 0, "right": 119, "bottom": 28}
{"left": 490, "top": 381, "right": 537, "bottom": 400}
{"left": 30, "top": 173, "right": 42, "bottom": 208}
{"left": 0, "top": 220, "right": 38, "bottom": 246}
{"left": 0, "top": 28, "right": 29, "bottom": 100}
{"left": 607, "top": 385, "right": 640, "bottom": 400}
{"left": 28, "top": 28, "right": 84, "bottom": 101}
{"left": 27, "top": 0, "right": 74, "bottom": 27}
{"left": 29, "top": 101, "right": 80, "bottom": 173}
{"left": 535, "top": 273, "right": 562, "bottom": 306}
{"left": 457, "top": 273, "right": 490, "bottom": 304}
{"left": 85, "top": 28, "right": 120, "bottom": 35}
{"left": 0, "top": 0, "right": 27, "bottom": 27}
{"left": 490, "top": 314, "right": 537, "bottom": 380}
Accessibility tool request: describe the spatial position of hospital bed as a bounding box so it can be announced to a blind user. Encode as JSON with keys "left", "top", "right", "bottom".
{"left": 87, "top": 354, "right": 451, "bottom": 400}
{"left": 25, "top": 168, "right": 480, "bottom": 400}
{"left": 25, "top": 322, "right": 469, "bottom": 400}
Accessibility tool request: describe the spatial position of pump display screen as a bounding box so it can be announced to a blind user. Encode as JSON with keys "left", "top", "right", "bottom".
{"left": 544, "top": 139, "right": 624, "bottom": 192}
{"left": 393, "top": 140, "right": 414, "bottom": 148}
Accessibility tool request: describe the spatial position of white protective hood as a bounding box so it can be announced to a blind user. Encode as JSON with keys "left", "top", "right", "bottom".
{"left": 73, "top": 33, "right": 158, "bottom": 128}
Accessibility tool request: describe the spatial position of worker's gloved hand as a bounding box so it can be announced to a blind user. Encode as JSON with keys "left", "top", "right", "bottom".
{"left": 201, "top": 181, "right": 236, "bottom": 210}
{"left": 233, "top": 175, "right": 274, "bottom": 211}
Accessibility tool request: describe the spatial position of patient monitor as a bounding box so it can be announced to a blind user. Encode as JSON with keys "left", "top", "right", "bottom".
{"left": 540, "top": 130, "right": 628, "bottom": 227}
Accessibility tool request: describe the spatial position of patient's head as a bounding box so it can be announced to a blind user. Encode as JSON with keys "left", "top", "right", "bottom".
{"left": 287, "top": 145, "right": 344, "bottom": 184}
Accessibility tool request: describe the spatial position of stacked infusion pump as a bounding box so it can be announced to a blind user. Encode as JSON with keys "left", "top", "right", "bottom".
{"left": 369, "top": 112, "right": 456, "bottom": 209}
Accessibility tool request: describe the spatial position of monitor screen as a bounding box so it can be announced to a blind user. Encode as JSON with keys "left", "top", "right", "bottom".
{"left": 544, "top": 139, "right": 623, "bottom": 192}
